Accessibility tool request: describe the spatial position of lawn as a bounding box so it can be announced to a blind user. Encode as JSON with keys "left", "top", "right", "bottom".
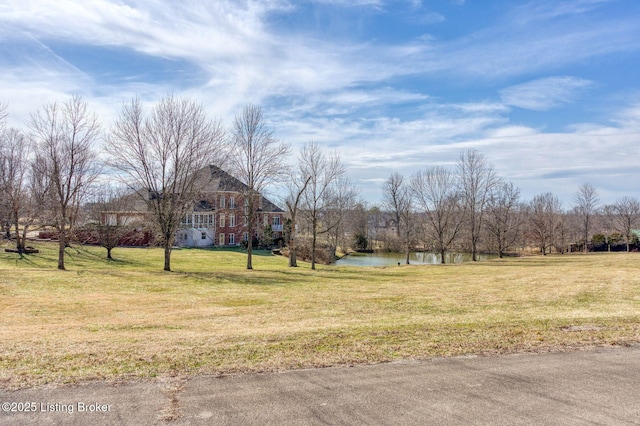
{"left": 1, "top": 241, "right": 639, "bottom": 389}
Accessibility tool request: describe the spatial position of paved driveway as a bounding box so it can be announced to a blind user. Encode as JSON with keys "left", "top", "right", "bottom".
{"left": 1, "top": 345, "right": 639, "bottom": 425}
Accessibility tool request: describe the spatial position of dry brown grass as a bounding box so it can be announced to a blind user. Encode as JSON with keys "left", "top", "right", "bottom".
{"left": 1, "top": 241, "right": 639, "bottom": 389}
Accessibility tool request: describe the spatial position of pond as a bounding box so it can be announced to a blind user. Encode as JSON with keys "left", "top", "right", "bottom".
{"left": 335, "top": 251, "right": 494, "bottom": 267}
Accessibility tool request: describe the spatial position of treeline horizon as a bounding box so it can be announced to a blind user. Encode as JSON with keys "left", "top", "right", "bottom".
{"left": 2, "top": 95, "right": 639, "bottom": 272}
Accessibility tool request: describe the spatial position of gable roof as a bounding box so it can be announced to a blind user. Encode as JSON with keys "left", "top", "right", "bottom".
{"left": 193, "top": 165, "right": 284, "bottom": 213}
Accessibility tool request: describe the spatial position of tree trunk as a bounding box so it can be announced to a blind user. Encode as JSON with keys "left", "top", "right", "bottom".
{"left": 406, "top": 239, "right": 411, "bottom": 265}
{"left": 247, "top": 219, "right": 253, "bottom": 270}
{"left": 21, "top": 225, "right": 29, "bottom": 253}
{"left": 58, "top": 234, "right": 66, "bottom": 270}
{"left": 288, "top": 222, "right": 298, "bottom": 267}
{"left": 163, "top": 244, "right": 171, "bottom": 272}
{"left": 311, "top": 219, "right": 317, "bottom": 270}
{"left": 288, "top": 248, "right": 297, "bottom": 267}
{"left": 471, "top": 240, "right": 477, "bottom": 261}
{"left": 14, "top": 219, "right": 23, "bottom": 255}
{"left": 107, "top": 247, "right": 113, "bottom": 260}
{"left": 440, "top": 248, "right": 446, "bottom": 264}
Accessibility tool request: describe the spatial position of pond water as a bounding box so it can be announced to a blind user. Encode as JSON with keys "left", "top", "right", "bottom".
{"left": 335, "top": 251, "right": 494, "bottom": 267}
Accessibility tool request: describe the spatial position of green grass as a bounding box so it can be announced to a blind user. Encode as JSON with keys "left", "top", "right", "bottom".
{"left": 1, "top": 241, "right": 639, "bottom": 389}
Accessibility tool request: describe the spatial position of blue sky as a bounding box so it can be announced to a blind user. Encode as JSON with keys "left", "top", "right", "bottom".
{"left": 1, "top": 0, "right": 639, "bottom": 205}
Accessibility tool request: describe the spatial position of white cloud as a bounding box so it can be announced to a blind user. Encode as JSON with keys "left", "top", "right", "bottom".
{"left": 0, "top": 1, "right": 639, "bottom": 205}
{"left": 500, "top": 77, "right": 592, "bottom": 111}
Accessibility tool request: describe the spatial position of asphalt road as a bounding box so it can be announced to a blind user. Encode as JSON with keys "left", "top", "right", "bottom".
{"left": 1, "top": 345, "right": 639, "bottom": 425}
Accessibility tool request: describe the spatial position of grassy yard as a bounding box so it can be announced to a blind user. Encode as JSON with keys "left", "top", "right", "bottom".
{"left": 1, "top": 241, "right": 639, "bottom": 389}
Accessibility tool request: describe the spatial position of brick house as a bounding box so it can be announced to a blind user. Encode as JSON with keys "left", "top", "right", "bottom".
{"left": 174, "top": 165, "right": 284, "bottom": 247}
{"left": 99, "top": 165, "right": 284, "bottom": 248}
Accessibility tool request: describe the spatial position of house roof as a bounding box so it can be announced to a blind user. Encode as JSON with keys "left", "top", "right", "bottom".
{"left": 194, "top": 165, "right": 284, "bottom": 213}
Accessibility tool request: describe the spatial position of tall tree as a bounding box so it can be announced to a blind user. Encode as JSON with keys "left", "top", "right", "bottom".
{"left": 324, "top": 175, "right": 359, "bottom": 260}
{"left": 0, "top": 127, "right": 32, "bottom": 253}
{"left": 0, "top": 102, "right": 7, "bottom": 130}
{"left": 299, "top": 142, "right": 346, "bottom": 270}
{"left": 229, "top": 104, "right": 290, "bottom": 270}
{"left": 485, "top": 181, "right": 523, "bottom": 258}
{"left": 528, "top": 192, "right": 563, "bottom": 255}
{"left": 106, "top": 96, "right": 225, "bottom": 271}
{"left": 0, "top": 105, "right": 8, "bottom": 239}
{"left": 613, "top": 196, "right": 640, "bottom": 252}
{"left": 574, "top": 183, "right": 599, "bottom": 253}
{"left": 29, "top": 95, "right": 100, "bottom": 270}
{"left": 382, "top": 173, "right": 413, "bottom": 264}
{"left": 411, "top": 166, "right": 464, "bottom": 264}
{"left": 457, "top": 149, "right": 499, "bottom": 261}
{"left": 283, "top": 170, "right": 311, "bottom": 267}
{"left": 599, "top": 204, "right": 616, "bottom": 252}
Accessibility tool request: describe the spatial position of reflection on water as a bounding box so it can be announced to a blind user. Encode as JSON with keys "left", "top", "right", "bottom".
{"left": 335, "top": 252, "right": 493, "bottom": 266}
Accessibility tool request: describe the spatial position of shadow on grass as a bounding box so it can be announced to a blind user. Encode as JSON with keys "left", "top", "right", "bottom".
{"left": 185, "top": 246, "right": 277, "bottom": 257}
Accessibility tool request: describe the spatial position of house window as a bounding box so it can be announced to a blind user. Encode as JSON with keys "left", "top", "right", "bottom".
{"left": 273, "top": 216, "right": 281, "bottom": 226}
{"left": 219, "top": 233, "right": 225, "bottom": 245}
{"left": 198, "top": 213, "right": 213, "bottom": 226}
{"left": 201, "top": 232, "right": 207, "bottom": 240}
{"left": 263, "top": 214, "right": 268, "bottom": 226}
{"left": 229, "top": 197, "right": 235, "bottom": 209}
{"left": 220, "top": 196, "right": 225, "bottom": 208}
{"left": 229, "top": 233, "right": 235, "bottom": 245}
{"left": 220, "top": 214, "right": 225, "bottom": 228}
{"left": 229, "top": 214, "right": 236, "bottom": 227}
{"left": 243, "top": 232, "right": 249, "bottom": 242}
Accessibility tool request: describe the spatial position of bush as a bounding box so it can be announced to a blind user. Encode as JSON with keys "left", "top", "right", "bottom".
{"left": 291, "top": 238, "right": 335, "bottom": 264}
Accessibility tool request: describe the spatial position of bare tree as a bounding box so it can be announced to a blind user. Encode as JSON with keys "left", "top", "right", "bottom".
{"left": 106, "top": 96, "right": 225, "bottom": 271}
{"left": 485, "top": 181, "right": 523, "bottom": 258}
{"left": 0, "top": 128, "right": 32, "bottom": 254}
{"left": 0, "top": 102, "right": 7, "bottom": 130}
{"left": 229, "top": 104, "right": 290, "bottom": 270}
{"left": 613, "top": 196, "right": 640, "bottom": 252}
{"left": 299, "top": 142, "right": 346, "bottom": 270}
{"left": 29, "top": 96, "right": 100, "bottom": 270}
{"left": 347, "top": 201, "right": 370, "bottom": 251}
{"left": 457, "top": 149, "right": 500, "bottom": 261}
{"left": 324, "top": 175, "right": 359, "bottom": 260}
{"left": 283, "top": 170, "right": 311, "bottom": 267}
{"left": 411, "top": 166, "right": 464, "bottom": 264}
{"left": 382, "top": 173, "right": 414, "bottom": 264}
{"left": 1, "top": 105, "right": 14, "bottom": 235}
{"left": 0, "top": 103, "right": 7, "bottom": 238}
{"left": 599, "top": 204, "right": 616, "bottom": 252}
{"left": 574, "top": 183, "right": 599, "bottom": 253}
{"left": 382, "top": 173, "right": 408, "bottom": 239}
{"left": 528, "top": 192, "right": 563, "bottom": 255}
{"left": 87, "top": 184, "right": 142, "bottom": 260}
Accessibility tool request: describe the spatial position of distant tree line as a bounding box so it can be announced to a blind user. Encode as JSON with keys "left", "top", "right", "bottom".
{"left": 375, "top": 150, "right": 640, "bottom": 263}
{"left": 2, "top": 96, "right": 639, "bottom": 272}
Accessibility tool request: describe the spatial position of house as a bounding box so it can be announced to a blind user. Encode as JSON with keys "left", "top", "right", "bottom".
{"left": 173, "top": 165, "right": 285, "bottom": 248}
{"left": 99, "top": 165, "right": 285, "bottom": 248}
